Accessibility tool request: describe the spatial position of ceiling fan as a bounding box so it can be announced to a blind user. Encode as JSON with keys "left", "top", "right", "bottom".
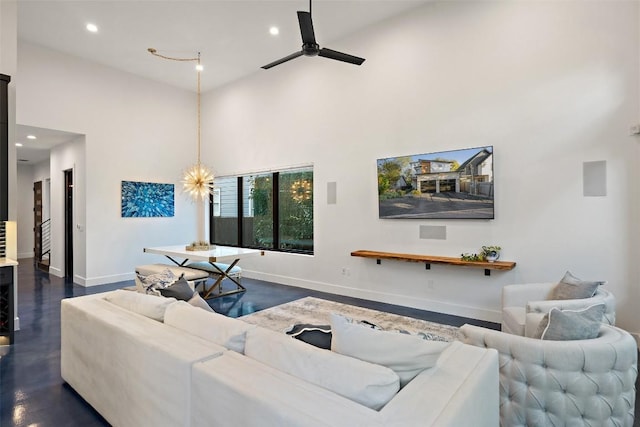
{"left": 261, "top": 0, "right": 366, "bottom": 70}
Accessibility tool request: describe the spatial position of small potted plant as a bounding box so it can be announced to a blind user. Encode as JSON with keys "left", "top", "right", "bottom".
{"left": 481, "top": 245, "right": 501, "bottom": 262}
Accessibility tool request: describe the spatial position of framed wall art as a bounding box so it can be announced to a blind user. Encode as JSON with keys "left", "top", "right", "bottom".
{"left": 121, "top": 181, "right": 174, "bottom": 218}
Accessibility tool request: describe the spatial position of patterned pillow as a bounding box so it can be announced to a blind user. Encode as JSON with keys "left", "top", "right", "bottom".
{"left": 548, "top": 271, "right": 604, "bottom": 300}
{"left": 535, "top": 304, "right": 605, "bottom": 340}
{"left": 135, "top": 268, "right": 178, "bottom": 295}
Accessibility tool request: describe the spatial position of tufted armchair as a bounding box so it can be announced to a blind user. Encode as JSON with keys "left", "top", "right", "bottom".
{"left": 460, "top": 323, "right": 637, "bottom": 427}
{"left": 501, "top": 283, "right": 616, "bottom": 337}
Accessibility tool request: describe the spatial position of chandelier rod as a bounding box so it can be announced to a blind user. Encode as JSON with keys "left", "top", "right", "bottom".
{"left": 148, "top": 48, "right": 202, "bottom": 165}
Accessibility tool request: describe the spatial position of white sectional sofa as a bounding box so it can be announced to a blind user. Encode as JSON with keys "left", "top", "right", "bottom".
{"left": 61, "top": 290, "right": 499, "bottom": 427}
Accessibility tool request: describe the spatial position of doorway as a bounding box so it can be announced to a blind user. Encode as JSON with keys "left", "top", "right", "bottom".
{"left": 33, "top": 181, "right": 50, "bottom": 272}
{"left": 64, "top": 169, "right": 73, "bottom": 280}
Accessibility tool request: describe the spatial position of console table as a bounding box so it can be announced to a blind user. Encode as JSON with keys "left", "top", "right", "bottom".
{"left": 351, "top": 250, "right": 516, "bottom": 276}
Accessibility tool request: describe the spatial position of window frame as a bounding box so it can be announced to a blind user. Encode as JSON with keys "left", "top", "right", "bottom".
{"left": 209, "top": 166, "right": 314, "bottom": 255}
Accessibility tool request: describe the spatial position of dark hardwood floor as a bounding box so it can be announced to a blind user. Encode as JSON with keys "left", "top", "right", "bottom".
{"left": 1, "top": 258, "right": 633, "bottom": 426}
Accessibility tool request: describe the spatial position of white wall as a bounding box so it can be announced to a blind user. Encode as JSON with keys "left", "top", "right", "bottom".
{"left": 48, "top": 136, "right": 84, "bottom": 279}
{"left": 16, "top": 42, "right": 200, "bottom": 285}
{"left": 16, "top": 163, "right": 33, "bottom": 258}
{"left": 1, "top": 1, "right": 17, "bottom": 221}
{"left": 202, "top": 1, "right": 640, "bottom": 330}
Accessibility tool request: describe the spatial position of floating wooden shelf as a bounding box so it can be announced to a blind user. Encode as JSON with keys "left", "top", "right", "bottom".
{"left": 350, "top": 250, "right": 516, "bottom": 276}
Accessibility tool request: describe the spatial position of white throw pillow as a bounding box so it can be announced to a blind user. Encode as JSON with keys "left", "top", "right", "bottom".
{"left": 104, "top": 289, "right": 176, "bottom": 322}
{"left": 330, "top": 313, "right": 450, "bottom": 388}
{"left": 164, "top": 301, "right": 253, "bottom": 353}
{"left": 187, "top": 293, "right": 215, "bottom": 312}
{"left": 244, "top": 326, "right": 399, "bottom": 410}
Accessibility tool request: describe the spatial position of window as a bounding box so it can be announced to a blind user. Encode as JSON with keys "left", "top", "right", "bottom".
{"left": 210, "top": 176, "right": 238, "bottom": 246}
{"left": 210, "top": 166, "right": 313, "bottom": 254}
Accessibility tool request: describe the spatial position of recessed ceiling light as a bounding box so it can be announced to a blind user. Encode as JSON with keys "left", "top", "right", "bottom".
{"left": 269, "top": 26, "right": 279, "bottom": 36}
{"left": 15, "top": 143, "right": 23, "bottom": 147}
{"left": 86, "top": 23, "right": 98, "bottom": 33}
{"left": 26, "top": 135, "right": 36, "bottom": 140}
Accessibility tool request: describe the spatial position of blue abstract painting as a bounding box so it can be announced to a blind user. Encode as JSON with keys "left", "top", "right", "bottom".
{"left": 121, "top": 181, "right": 174, "bottom": 218}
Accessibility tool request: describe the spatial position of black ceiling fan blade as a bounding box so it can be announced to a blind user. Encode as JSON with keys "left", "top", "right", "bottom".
{"left": 297, "top": 11, "right": 316, "bottom": 45}
{"left": 318, "top": 48, "right": 365, "bottom": 65}
{"left": 261, "top": 51, "right": 304, "bottom": 70}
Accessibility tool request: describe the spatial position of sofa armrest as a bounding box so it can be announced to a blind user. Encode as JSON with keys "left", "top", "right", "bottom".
{"left": 380, "top": 341, "right": 499, "bottom": 427}
{"left": 191, "top": 351, "right": 382, "bottom": 427}
{"left": 61, "top": 294, "right": 226, "bottom": 427}
{"left": 502, "top": 283, "right": 555, "bottom": 308}
{"left": 460, "top": 324, "right": 637, "bottom": 427}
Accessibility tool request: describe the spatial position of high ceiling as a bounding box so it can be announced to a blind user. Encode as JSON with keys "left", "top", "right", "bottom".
{"left": 15, "top": 0, "right": 428, "bottom": 163}
{"left": 18, "top": 0, "right": 428, "bottom": 93}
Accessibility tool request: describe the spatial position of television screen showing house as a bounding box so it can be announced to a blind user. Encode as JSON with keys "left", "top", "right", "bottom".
{"left": 377, "top": 146, "right": 494, "bottom": 219}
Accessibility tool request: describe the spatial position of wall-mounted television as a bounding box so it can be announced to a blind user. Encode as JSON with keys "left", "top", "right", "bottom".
{"left": 377, "top": 146, "right": 494, "bottom": 219}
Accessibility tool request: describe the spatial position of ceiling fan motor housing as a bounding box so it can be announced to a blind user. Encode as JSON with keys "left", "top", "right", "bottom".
{"left": 302, "top": 43, "right": 320, "bottom": 56}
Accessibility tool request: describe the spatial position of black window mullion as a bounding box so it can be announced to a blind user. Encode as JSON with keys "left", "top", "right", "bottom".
{"left": 237, "top": 176, "right": 243, "bottom": 246}
{"left": 208, "top": 192, "right": 214, "bottom": 243}
{"left": 272, "top": 172, "right": 280, "bottom": 250}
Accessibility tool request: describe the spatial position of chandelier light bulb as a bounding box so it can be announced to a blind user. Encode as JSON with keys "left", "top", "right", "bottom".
{"left": 182, "top": 163, "right": 215, "bottom": 200}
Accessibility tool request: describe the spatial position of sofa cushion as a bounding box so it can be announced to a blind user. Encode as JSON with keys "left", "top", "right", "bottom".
{"left": 330, "top": 313, "right": 450, "bottom": 388}
{"left": 103, "top": 289, "right": 176, "bottom": 322}
{"left": 244, "top": 326, "right": 399, "bottom": 410}
{"left": 535, "top": 303, "right": 606, "bottom": 340}
{"left": 549, "top": 271, "right": 604, "bottom": 300}
{"left": 159, "top": 277, "right": 195, "bottom": 301}
{"left": 164, "top": 301, "right": 253, "bottom": 353}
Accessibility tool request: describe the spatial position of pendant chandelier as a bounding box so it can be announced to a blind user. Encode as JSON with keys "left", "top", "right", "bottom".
{"left": 148, "top": 48, "right": 214, "bottom": 200}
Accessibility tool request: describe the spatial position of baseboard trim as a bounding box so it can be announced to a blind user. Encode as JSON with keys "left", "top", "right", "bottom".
{"left": 79, "top": 272, "right": 134, "bottom": 287}
{"left": 245, "top": 270, "right": 501, "bottom": 323}
{"left": 49, "top": 266, "right": 63, "bottom": 278}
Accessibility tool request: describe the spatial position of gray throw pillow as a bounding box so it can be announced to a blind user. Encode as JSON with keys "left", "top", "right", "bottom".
{"left": 549, "top": 271, "right": 604, "bottom": 300}
{"left": 535, "top": 303, "right": 605, "bottom": 340}
{"left": 159, "top": 277, "right": 195, "bottom": 301}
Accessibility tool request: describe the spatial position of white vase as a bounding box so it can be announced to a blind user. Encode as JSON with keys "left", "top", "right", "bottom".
{"left": 485, "top": 252, "right": 499, "bottom": 263}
